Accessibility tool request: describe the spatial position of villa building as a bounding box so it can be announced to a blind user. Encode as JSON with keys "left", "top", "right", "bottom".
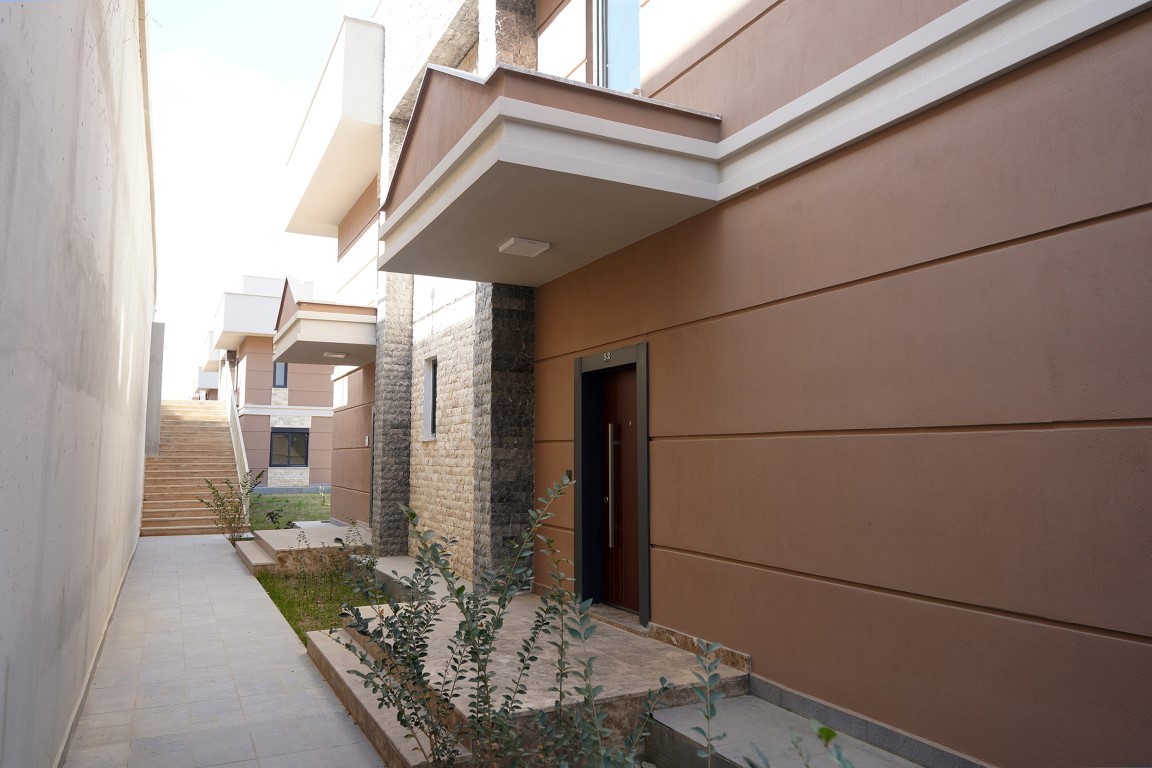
{"left": 284, "top": 1, "right": 1151, "bottom": 765}
{"left": 204, "top": 275, "right": 335, "bottom": 491}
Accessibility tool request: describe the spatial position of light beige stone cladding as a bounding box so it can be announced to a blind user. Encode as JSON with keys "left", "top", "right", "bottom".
{"left": 266, "top": 467, "right": 310, "bottom": 487}
{"left": 271, "top": 388, "right": 289, "bottom": 405}
{"left": 270, "top": 413, "right": 312, "bottom": 429}
{"left": 410, "top": 276, "right": 479, "bottom": 579}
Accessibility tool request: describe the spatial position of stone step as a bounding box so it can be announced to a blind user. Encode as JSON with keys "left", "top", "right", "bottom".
{"left": 309, "top": 585, "right": 749, "bottom": 768}
{"left": 141, "top": 497, "right": 228, "bottom": 507}
{"left": 647, "top": 696, "right": 924, "bottom": 768}
{"left": 144, "top": 491, "right": 227, "bottom": 502}
{"left": 140, "top": 515, "right": 217, "bottom": 529}
{"left": 307, "top": 629, "right": 464, "bottom": 768}
{"left": 142, "top": 465, "right": 236, "bottom": 473}
{"left": 235, "top": 540, "right": 277, "bottom": 575}
{"left": 142, "top": 483, "right": 232, "bottom": 493}
{"left": 139, "top": 524, "right": 223, "bottom": 536}
{"left": 158, "top": 437, "right": 232, "bottom": 443}
{"left": 140, "top": 505, "right": 213, "bottom": 517}
{"left": 144, "top": 478, "right": 230, "bottom": 488}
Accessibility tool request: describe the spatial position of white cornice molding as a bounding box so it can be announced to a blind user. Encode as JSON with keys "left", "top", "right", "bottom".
{"left": 715, "top": 0, "right": 1151, "bottom": 199}
{"left": 238, "top": 405, "right": 334, "bottom": 418}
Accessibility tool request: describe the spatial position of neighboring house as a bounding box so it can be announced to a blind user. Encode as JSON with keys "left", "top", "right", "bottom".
{"left": 205, "top": 276, "right": 335, "bottom": 492}
{"left": 289, "top": 1, "right": 1151, "bottom": 766}
{"left": 0, "top": 1, "right": 158, "bottom": 765}
{"left": 194, "top": 359, "right": 219, "bottom": 400}
{"left": 281, "top": 8, "right": 534, "bottom": 559}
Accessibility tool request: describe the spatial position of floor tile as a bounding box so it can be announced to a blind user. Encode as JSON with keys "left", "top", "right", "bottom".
{"left": 65, "top": 537, "right": 383, "bottom": 768}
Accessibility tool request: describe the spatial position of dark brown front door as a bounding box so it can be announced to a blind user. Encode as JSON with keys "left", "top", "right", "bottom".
{"left": 601, "top": 366, "right": 639, "bottom": 611}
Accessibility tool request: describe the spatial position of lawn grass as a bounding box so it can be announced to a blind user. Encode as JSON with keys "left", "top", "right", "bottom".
{"left": 256, "top": 567, "right": 361, "bottom": 645}
{"left": 249, "top": 492, "right": 331, "bottom": 531}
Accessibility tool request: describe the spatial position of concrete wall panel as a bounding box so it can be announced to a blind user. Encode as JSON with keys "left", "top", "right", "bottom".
{"left": 288, "top": 390, "right": 335, "bottom": 408}
{"left": 651, "top": 426, "right": 1152, "bottom": 637}
{"left": 334, "top": 403, "right": 373, "bottom": 450}
{"left": 534, "top": 441, "right": 574, "bottom": 530}
{"left": 651, "top": 549, "right": 1152, "bottom": 768}
{"left": 332, "top": 486, "right": 369, "bottom": 526}
{"left": 0, "top": 2, "right": 156, "bottom": 764}
{"left": 648, "top": 0, "right": 962, "bottom": 136}
{"left": 649, "top": 213, "right": 1152, "bottom": 436}
{"left": 536, "top": 14, "right": 1152, "bottom": 359}
{"left": 332, "top": 446, "right": 372, "bottom": 492}
{"left": 534, "top": 357, "right": 574, "bottom": 441}
{"left": 530, "top": 13, "right": 1152, "bottom": 763}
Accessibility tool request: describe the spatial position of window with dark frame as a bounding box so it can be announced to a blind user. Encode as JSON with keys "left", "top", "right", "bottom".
{"left": 269, "top": 428, "right": 308, "bottom": 467}
{"left": 273, "top": 362, "right": 288, "bottom": 388}
{"left": 422, "top": 357, "right": 437, "bottom": 439}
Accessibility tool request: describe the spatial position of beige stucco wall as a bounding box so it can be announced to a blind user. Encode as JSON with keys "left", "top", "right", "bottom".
{"left": 409, "top": 276, "right": 478, "bottom": 578}
{"left": 0, "top": 2, "right": 156, "bottom": 766}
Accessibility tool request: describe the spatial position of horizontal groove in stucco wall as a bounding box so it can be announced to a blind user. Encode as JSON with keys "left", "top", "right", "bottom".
{"left": 652, "top": 545, "right": 1152, "bottom": 645}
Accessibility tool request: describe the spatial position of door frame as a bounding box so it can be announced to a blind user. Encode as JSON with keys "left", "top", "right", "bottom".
{"left": 573, "top": 342, "right": 650, "bottom": 625}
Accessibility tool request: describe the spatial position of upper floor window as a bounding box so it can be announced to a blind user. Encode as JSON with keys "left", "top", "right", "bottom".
{"left": 273, "top": 362, "right": 288, "bottom": 388}
{"left": 594, "top": 0, "right": 639, "bottom": 92}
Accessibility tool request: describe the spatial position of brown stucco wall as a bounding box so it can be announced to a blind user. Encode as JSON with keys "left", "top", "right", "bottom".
{"left": 532, "top": 11, "right": 1152, "bottom": 767}
{"left": 332, "top": 365, "right": 375, "bottom": 526}
{"left": 646, "top": 0, "right": 964, "bottom": 136}
{"left": 239, "top": 337, "right": 272, "bottom": 406}
{"left": 241, "top": 413, "right": 271, "bottom": 478}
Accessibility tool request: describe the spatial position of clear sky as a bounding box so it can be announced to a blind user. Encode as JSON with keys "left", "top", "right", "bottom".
{"left": 147, "top": 0, "right": 377, "bottom": 398}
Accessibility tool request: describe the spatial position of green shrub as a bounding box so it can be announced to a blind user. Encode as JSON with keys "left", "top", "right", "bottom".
{"left": 198, "top": 470, "right": 263, "bottom": 546}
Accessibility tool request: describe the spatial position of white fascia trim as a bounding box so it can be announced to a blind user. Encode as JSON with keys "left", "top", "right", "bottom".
{"left": 715, "top": 0, "right": 1151, "bottom": 199}
{"left": 294, "top": 309, "right": 377, "bottom": 324}
{"left": 378, "top": 0, "right": 1147, "bottom": 267}
{"left": 379, "top": 125, "right": 503, "bottom": 267}
{"left": 378, "top": 96, "right": 720, "bottom": 267}
{"left": 238, "top": 405, "right": 334, "bottom": 418}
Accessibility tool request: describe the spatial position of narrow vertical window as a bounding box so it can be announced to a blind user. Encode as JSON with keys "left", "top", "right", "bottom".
{"left": 594, "top": 0, "right": 639, "bottom": 92}
{"left": 423, "top": 357, "right": 438, "bottom": 440}
{"left": 273, "top": 361, "right": 288, "bottom": 388}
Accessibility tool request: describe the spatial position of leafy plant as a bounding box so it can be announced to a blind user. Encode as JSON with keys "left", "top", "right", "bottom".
{"left": 690, "top": 639, "right": 728, "bottom": 766}
{"left": 687, "top": 639, "right": 854, "bottom": 768}
{"left": 532, "top": 530, "right": 669, "bottom": 767}
{"left": 788, "top": 719, "right": 856, "bottom": 768}
{"left": 198, "top": 469, "right": 263, "bottom": 546}
{"left": 335, "top": 476, "right": 665, "bottom": 768}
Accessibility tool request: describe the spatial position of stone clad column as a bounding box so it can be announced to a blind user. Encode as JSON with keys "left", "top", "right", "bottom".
{"left": 477, "top": 0, "right": 538, "bottom": 74}
{"left": 372, "top": 271, "right": 414, "bottom": 555}
{"left": 472, "top": 283, "right": 535, "bottom": 575}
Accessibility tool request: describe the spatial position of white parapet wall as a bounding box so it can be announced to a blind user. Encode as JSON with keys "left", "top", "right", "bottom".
{"left": 0, "top": 2, "right": 157, "bottom": 766}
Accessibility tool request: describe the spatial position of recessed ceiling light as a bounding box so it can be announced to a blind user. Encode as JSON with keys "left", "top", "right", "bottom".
{"left": 498, "top": 237, "right": 550, "bottom": 258}
{"left": 322, "top": 351, "right": 348, "bottom": 359}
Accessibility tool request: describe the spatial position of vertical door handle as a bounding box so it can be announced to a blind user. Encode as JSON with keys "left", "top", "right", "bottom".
{"left": 607, "top": 422, "right": 616, "bottom": 549}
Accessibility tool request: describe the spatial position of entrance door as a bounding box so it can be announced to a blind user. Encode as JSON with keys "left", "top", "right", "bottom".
{"left": 601, "top": 366, "right": 638, "bottom": 611}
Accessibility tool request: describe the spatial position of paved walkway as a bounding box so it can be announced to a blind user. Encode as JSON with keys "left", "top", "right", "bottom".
{"left": 63, "top": 535, "right": 384, "bottom": 768}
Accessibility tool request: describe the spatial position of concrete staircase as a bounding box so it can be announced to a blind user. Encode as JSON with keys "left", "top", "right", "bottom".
{"left": 141, "top": 400, "right": 239, "bottom": 536}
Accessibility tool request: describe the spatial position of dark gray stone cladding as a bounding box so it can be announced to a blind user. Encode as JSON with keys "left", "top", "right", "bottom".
{"left": 372, "top": 271, "right": 414, "bottom": 555}
{"left": 472, "top": 282, "right": 536, "bottom": 574}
